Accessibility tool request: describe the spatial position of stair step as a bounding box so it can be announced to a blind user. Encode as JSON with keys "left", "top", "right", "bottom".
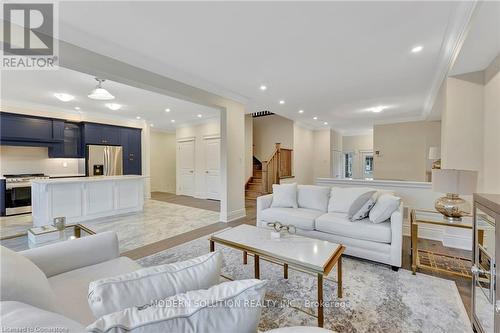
{"left": 247, "top": 183, "right": 262, "bottom": 191}
{"left": 245, "top": 190, "right": 263, "bottom": 199}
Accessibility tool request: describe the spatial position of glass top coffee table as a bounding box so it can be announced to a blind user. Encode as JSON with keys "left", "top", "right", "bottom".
{"left": 209, "top": 224, "right": 345, "bottom": 327}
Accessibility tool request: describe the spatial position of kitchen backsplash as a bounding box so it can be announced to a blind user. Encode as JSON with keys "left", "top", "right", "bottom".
{"left": 0, "top": 146, "right": 85, "bottom": 176}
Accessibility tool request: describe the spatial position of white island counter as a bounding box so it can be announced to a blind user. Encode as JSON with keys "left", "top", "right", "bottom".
{"left": 31, "top": 175, "right": 145, "bottom": 227}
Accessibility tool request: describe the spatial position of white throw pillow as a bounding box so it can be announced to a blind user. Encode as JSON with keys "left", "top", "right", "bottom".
{"left": 297, "top": 185, "right": 331, "bottom": 212}
{"left": 327, "top": 187, "right": 376, "bottom": 213}
{"left": 271, "top": 183, "right": 298, "bottom": 208}
{"left": 0, "top": 246, "right": 59, "bottom": 313}
{"left": 369, "top": 194, "right": 401, "bottom": 223}
{"left": 0, "top": 301, "right": 85, "bottom": 333}
{"left": 87, "top": 279, "right": 267, "bottom": 333}
{"left": 348, "top": 191, "right": 377, "bottom": 221}
{"left": 88, "top": 251, "right": 222, "bottom": 318}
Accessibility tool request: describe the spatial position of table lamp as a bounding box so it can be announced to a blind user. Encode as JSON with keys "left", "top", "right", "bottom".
{"left": 428, "top": 146, "right": 441, "bottom": 169}
{"left": 432, "top": 169, "right": 477, "bottom": 221}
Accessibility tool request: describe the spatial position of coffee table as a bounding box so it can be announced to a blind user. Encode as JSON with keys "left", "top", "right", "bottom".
{"left": 209, "top": 224, "right": 345, "bottom": 327}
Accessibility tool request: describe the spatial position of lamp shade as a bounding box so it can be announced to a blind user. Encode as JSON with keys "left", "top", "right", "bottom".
{"left": 432, "top": 169, "right": 478, "bottom": 194}
{"left": 428, "top": 146, "right": 440, "bottom": 160}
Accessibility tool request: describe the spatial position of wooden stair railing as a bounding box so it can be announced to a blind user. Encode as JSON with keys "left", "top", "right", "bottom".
{"left": 261, "top": 143, "right": 293, "bottom": 194}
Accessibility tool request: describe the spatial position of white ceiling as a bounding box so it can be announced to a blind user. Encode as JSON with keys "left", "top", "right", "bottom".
{"left": 450, "top": 1, "right": 500, "bottom": 76}
{"left": 1, "top": 67, "right": 219, "bottom": 131}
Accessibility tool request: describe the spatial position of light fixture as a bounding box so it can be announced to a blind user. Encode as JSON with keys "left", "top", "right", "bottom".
{"left": 88, "top": 78, "right": 115, "bottom": 100}
{"left": 150, "top": 123, "right": 154, "bottom": 127}
{"left": 136, "top": 116, "right": 141, "bottom": 119}
{"left": 165, "top": 108, "right": 170, "bottom": 112}
{"left": 54, "top": 93, "right": 74, "bottom": 102}
{"left": 74, "top": 106, "right": 80, "bottom": 110}
{"left": 260, "top": 85, "right": 267, "bottom": 91}
{"left": 105, "top": 103, "right": 122, "bottom": 111}
{"left": 279, "top": 100, "right": 285, "bottom": 105}
{"left": 313, "top": 116, "right": 318, "bottom": 120}
{"left": 298, "top": 110, "right": 304, "bottom": 114}
{"left": 323, "top": 122, "right": 328, "bottom": 125}
{"left": 366, "top": 105, "right": 388, "bottom": 113}
{"left": 197, "top": 114, "right": 202, "bottom": 118}
{"left": 171, "top": 119, "right": 175, "bottom": 123}
{"left": 411, "top": 45, "right": 423, "bottom": 53}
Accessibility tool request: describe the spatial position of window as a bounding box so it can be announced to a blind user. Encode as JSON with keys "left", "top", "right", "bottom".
{"left": 362, "top": 152, "right": 374, "bottom": 179}
{"left": 344, "top": 152, "right": 353, "bottom": 178}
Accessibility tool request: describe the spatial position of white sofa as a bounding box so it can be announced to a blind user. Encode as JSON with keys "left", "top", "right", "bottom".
{"left": 1, "top": 232, "right": 335, "bottom": 333}
{"left": 257, "top": 185, "right": 403, "bottom": 269}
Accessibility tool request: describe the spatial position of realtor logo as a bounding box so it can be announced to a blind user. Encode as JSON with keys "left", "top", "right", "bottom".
{"left": 2, "top": 2, "right": 58, "bottom": 69}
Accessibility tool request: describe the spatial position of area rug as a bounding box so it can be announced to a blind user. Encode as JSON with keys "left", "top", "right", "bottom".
{"left": 81, "top": 200, "right": 220, "bottom": 252}
{"left": 138, "top": 234, "right": 472, "bottom": 333}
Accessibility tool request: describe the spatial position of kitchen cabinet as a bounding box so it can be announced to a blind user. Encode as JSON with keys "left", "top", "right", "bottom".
{"left": 82, "top": 123, "right": 120, "bottom": 145}
{"left": 0, "top": 112, "right": 64, "bottom": 145}
{"left": 121, "top": 127, "right": 142, "bottom": 175}
{"left": 48, "top": 122, "right": 83, "bottom": 158}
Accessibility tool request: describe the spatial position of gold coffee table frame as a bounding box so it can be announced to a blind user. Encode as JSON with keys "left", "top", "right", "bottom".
{"left": 209, "top": 232, "right": 345, "bottom": 327}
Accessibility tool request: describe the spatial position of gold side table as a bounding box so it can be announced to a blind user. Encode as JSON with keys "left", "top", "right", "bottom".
{"left": 410, "top": 209, "right": 475, "bottom": 278}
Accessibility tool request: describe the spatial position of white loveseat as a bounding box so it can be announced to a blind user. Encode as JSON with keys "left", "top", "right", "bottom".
{"left": 257, "top": 185, "right": 403, "bottom": 269}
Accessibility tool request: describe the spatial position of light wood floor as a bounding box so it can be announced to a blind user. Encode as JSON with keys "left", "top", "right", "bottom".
{"left": 125, "top": 193, "right": 472, "bottom": 318}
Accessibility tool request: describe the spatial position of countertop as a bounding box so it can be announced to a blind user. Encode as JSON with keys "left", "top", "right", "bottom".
{"left": 31, "top": 175, "right": 145, "bottom": 184}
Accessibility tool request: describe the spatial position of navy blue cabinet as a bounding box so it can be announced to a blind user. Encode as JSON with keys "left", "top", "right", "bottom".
{"left": 82, "top": 123, "right": 120, "bottom": 145}
{"left": 48, "top": 122, "right": 83, "bottom": 158}
{"left": 121, "top": 127, "right": 142, "bottom": 175}
{"left": 0, "top": 112, "right": 64, "bottom": 145}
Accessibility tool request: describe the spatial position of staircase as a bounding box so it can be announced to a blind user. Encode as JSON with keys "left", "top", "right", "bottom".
{"left": 245, "top": 159, "right": 264, "bottom": 199}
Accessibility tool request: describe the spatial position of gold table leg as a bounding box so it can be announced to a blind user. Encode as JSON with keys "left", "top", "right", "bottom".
{"left": 284, "top": 263, "right": 288, "bottom": 279}
{"left": 243, "top": 251, "right": 247, "bottom": 265}
{"left": 74, "top": 225, "right": 81, "bottom": 238}
{"left": 210, "top": 240, "right": 214, "bottom": 252}
{"left": 254, "top": 254, "right": 260, "bottom": 279}
{"left": 411, "top": 222, "right": 418, "bottom": 275}
{"left": 337, "top": 256, "right": 342, "bottom": 298}
{"left": 318, "top": 273, "right": 324, "bottom": 327}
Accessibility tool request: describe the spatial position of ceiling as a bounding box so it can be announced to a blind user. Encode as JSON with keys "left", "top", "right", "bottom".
{"left": 1, "top": 67, "right": 219, "bottom": 131}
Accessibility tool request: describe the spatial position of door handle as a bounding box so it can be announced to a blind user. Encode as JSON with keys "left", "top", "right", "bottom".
{"left": 189, "top": 170, "right": 194, "bottom": 173}
{"left": 205, "top": 171, "right": 209, "bottom": 174}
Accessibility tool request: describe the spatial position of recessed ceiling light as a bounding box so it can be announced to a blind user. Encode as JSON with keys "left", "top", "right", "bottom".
{"left": 298, "top": 110, "right": 304, "bottom": 114}
{"left": 260, "top": 85, "right": 267, "bottom": 91}
{"left": 411, "top": 45, "right": 423, "bottom": 53}
{"left": 279, "top": 100, "right": 285, "bottom": 105}
{"left": 171, "top": 119, "right": 176, "bottom": 123}
{"left": 313, "top": 116, "right": 318, "bottom": 120}
{"left": 165, "top": 108, "right": 170, "bottom": 112}
{"left": 88, "top": 78, "right": 115, "bottom": 100}
{"left": 150, "top": 123, "right": 154, "bottom": 127}
{"left": 136, "top": 116, "right": 141, "bottom": 119}
{"left": 105, "top": 103, "right": 122, "bottom": 111}
{"left": 197, "top": 114, "right": 202, "bottom": 118}
{"left": 323, "top": 122, "right": 328, "bottom": 125}
{"left": 74, "top": 106, "right": 80, "bottom": 110}
{"left": 366, "top": 105, "right": 389, "bottom": 113}
{"left": 54, "top": 93, "right": 74, "bottom": 102}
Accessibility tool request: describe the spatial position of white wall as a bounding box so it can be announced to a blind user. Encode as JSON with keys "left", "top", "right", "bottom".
{"left": 176, "top": 119, "right": 220, "bottom": 198}
{"left": 244, "top": 114, "right": 253, "bottom": 181}
{"left": 252, "top": 114, "right": 293, "bottom": 162}
{"left": 313, "top": 129, "right": 332, "bottom": 179}
{"left": 342, "top": 134, "right": 373, "bottom": 179}
{"left": 292, "top": 123, "right": 314, "bottom": 185}
{"left": 150, "top": 130, "right": 176, "bottom": 193}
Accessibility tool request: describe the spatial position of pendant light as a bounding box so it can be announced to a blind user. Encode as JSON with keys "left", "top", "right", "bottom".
{"left": 88, "top": 78, "right": 115, "bottom": 100}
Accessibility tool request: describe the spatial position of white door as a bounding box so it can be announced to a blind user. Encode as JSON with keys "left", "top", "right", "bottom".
{"left": 204, "top": 138, "right": 220, "bottom": 200}
{"left": 178, "top": 140, "right": 195, "bottom": 196}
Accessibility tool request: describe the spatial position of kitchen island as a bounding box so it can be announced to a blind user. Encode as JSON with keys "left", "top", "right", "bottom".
{"left": 31, "top": 175, "right": 145, "bottom": 227}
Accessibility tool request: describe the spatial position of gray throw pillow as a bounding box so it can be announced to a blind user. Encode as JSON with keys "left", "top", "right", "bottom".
{"left": 348, "top": 191, "right": 376, "bottom": 221}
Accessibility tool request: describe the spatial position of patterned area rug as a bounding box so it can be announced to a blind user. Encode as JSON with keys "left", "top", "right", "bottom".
{"left": 138, "top": 234, "right": 472, "bottom": 333}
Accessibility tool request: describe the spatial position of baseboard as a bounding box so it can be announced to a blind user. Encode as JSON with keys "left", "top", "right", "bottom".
{"left": 220, "top": 208, "right": 246, "bottom": 223}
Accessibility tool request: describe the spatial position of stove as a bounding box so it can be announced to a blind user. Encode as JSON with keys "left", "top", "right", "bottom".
{"left": 3, "top": 173, "right": 50, "bottom": 215}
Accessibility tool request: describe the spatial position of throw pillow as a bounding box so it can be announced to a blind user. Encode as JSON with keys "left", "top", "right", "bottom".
{"left": 327, "top": 187, "right": 376, "bottom": 213}
{"left": 297, "top": 185, "right": 331, "bottom": 212}
{"left": 271, "top": 183, "right": 298, "bottom": 208}
{"left": 0, "top": 246, "right": 59, "bottom": 313}
{"left": 88, "top": 251, "right": 222, "bottom": 318}
{"left": 369, "top": 194, "right": 401, "bottom": 223}
{"left": 348, "top": 191, "right": 376, "bottom": 221}
{"left": 87, "top": 279, "right": 267, "bottom": 333}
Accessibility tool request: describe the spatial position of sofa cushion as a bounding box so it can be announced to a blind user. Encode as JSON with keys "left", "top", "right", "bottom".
{"left": 369, "top": 194, "right": 401, "bottom": 223}
{"left": 0, "top": 301, "right": 85, "bottom": 333}
{"left": 88, "top": 252, "right": 222, "bottom": 318}
{"left": 297, "top": 185, "right": 330, "bottom": 212}
{"left": 87, "top": 279, "right": 267, "bottom": 333}
{"left": 271, "top": 183, "right": 298, "bottom": 208}
{"left": 260, "top": 207, "right": 324, "bottom": 230}
{"left": 347, "top": 190, "right": 376, "bottom": 220}
{"left": 49, "top": 256, "right": 141, "bottom": 325}
{"left": 0, "top": 246, "right": 59, "bottom": 313}
{"left": 328, "top": 187, "right": 376, "bottom": 213}
{"left": 315, "top": 213, "right": 392, "bottom": 243}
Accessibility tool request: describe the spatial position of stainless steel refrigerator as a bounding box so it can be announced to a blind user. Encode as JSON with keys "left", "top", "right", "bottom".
{"left": 87, "top": 145, "right": 123, "bottom": 176}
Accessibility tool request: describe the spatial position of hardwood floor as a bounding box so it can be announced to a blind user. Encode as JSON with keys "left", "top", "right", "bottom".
{"left": 126, "top": 193, "right": 472, "bottom": 318}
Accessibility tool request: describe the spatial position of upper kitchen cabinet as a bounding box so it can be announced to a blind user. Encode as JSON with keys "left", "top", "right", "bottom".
{"left": 121, "top": 127, "right": 142, "bottom": 175}
{"left": 82, "top": 122, "right": 120, "bottom": 145}
{"left": 0, "top": 112, "right": 64, "bottom": 145}
{"left": 48, "top": 122, "right": 83, "bottom": 158}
